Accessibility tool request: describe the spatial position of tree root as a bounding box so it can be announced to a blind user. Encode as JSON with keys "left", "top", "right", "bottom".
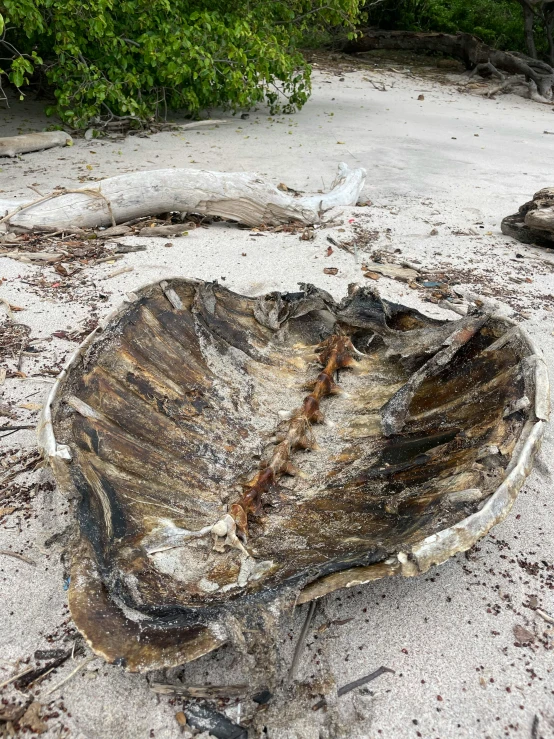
{"left": 344, "top": 30, "right": 554, "bottom": 105}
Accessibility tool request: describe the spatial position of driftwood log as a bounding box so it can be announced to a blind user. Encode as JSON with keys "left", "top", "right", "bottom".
{"left": 0, "top": 131, "right": 73, "bottom": 158}
{"left": 0, "top": 163, "right": 366, "bottom": 229}
{"left": 344, "top": 30, "right": 554, "bottom": 102}
{"left": 502, "top": 187, "right": 554, "bottom": 247}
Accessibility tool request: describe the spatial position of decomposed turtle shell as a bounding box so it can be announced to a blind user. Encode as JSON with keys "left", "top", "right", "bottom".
{"left": 38, "top": 279, "right": 549, "bottom": 672}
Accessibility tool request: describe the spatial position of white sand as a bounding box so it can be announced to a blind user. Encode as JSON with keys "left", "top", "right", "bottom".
{"left": 1, "top": 58, "right": 554, "bottom": 738}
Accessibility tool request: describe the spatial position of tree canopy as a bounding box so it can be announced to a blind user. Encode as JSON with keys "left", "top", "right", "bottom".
{"left": 0, "top": 0, "right": 361, "bottom": 127}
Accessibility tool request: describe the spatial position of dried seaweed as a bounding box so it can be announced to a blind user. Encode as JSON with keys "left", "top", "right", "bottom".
{"left": 0, "top": 448, "right": 42, "bottom": 521}
{"left": 0, "top": 321, "right": 30, "bottom": 377}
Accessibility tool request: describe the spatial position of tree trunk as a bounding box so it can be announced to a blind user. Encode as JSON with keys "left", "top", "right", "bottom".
{"left": 519, "top": 0, "right": 538, "bottom": 58}
{"left": 543, "top": 5, "right": 554, "bottom": 64}
{"left": 0, "top": 164, "right": 366, "bottom": 230}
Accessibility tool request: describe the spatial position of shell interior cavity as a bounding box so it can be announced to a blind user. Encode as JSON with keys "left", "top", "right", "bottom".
{"left": 39, "top": 279, "right": 549, "bottom": 672}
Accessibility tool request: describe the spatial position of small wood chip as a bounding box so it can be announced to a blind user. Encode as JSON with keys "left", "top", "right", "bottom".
{"left": 105, "top": 266, "right": 134, "bottom": 279}
{"left": 323, "top": 267, "right": 338, "bottom": 275}
{"left": 19, "top": 402, "right": 42, "bottom": 411}
{"left": 536, "top": 608, "right": 554, "bottom": 625}
{"left": 138, "top": 224, "right": 191, "bottom": 237}
{"left": 513, "top": 624, "right": 535, "bottom": 643}
{"left": 19, "top": 702, "right": 47, "bottom": 735}
{"left": 362, "top": 261, "right": 419, "bottom": 282}
{"left": 364, "top": 271, "right": 381, "bottom": 280}
{"left": 97, "top": 225, "right": 132, "bottom": 238}
{"left": 0, "top": 698, "right": 31, "bottom": 723}
{"left": 151, "top": 682, "right": 248, "bottom": 698}
{"left": 175, "top": 711, "right": 187, "bottom": 727}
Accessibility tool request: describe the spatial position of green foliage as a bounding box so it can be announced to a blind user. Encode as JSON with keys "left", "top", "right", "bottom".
{"left": 0, "top": 1, "right": 44, "bottom": 100}
{"left": 0, "top": 0, "right": 361, "bottom": 126}
{"left": 363, "top": 0, "right": 528, "bottom": 53}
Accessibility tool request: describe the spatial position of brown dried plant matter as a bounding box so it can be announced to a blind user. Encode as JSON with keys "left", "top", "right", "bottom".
{"left": 212, "top": 333, "right": 356, "bottom": 553}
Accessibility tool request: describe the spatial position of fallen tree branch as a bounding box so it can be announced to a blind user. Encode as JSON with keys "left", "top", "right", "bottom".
{"left": 344, "top": 30, "right": 554, "bottom": 102}
{"left": 0, "top": 163, "right": 366, "bottom": 229}
{"left": 90, "top": 117, "right": 230, "bottom": 134}
{"left": 467, "top": 61, "right": 504, "bottom": 82}
{"left": 0, "top": 131, "right": 73, "bottom": 158}
{"left": 177, "top": 119, "right": 229, "bottom": 130}
{"left": 485, "top": 78, "right": 520, "bottom": 98}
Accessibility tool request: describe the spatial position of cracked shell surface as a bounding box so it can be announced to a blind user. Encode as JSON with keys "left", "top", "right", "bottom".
{"left": 42, "top": 279, "right": 548, "bottom": 671}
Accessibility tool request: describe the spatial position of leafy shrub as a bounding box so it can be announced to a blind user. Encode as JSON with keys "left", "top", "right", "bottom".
{"left": 0, "top": 0, "right": 361, "bottom": 127}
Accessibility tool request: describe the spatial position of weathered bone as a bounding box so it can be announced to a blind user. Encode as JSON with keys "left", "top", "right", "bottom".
{"left": 211, "top": 333, "right": 357, "bottom": 553}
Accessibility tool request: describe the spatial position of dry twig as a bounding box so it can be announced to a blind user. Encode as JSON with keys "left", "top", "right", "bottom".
{"left": 0, "top": 665, "right": 34, "bottom": 690}
{"left": 0, "top": 550, "right": 36, "bottom": 566}
{"left": 42, "top": 655, "right": 98, "bottom": 696}
{"left": 289, "top": 600, "right": 317, "bottom": 680}
{"left": 312, "top": 666, "right": 395, "bottom": 710}
{"left": 536, "top": 608, "right": 554, "bottom": 625}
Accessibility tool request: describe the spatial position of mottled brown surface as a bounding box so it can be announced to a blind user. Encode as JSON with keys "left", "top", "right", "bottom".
{"left": 50, "top": 280, "right": 530, "bottom": 670}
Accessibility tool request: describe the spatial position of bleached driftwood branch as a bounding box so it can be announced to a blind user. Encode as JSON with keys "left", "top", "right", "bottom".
{"left": 0, "top": 131, "right": 73, "bottom": 158}
{"left": 0, "top": 163, "right": 366, "bottom": 229}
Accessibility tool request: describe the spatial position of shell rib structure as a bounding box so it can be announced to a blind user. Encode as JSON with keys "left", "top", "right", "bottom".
{"left": 38, "top": 279, "right": 549, "bottom": 671}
